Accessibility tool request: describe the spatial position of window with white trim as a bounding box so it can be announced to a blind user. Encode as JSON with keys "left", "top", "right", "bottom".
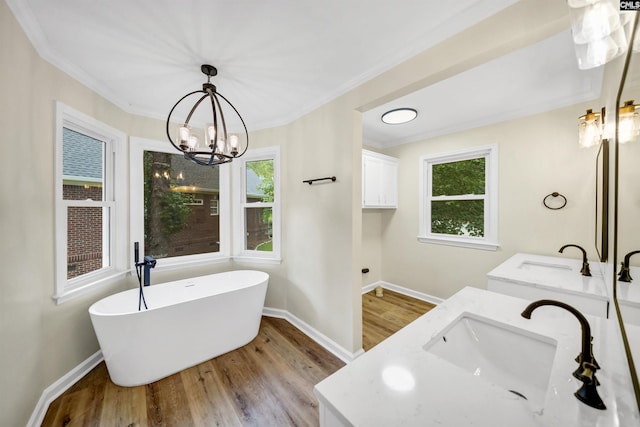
{"left": 54, "top": 102, "right": 127, "bottom": 303}
{"left": 418, "top": 145, "right": 498, "bottom": 251}
{"left": 129, "top": 137, "right": 231, "bottom": 269}
{"left": 232, "top": 147, "right": 281, "bottom": 262}
{"left": 210, "top": 198, "right": 219, "bottom": 216}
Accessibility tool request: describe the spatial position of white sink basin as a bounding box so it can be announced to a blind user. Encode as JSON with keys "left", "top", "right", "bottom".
{"left": 423, "top": 313, "right": 557, "bottom": 411}
{"left": 487, "top": 253, "right": 609, "bottom": 318}
{"left": 517, "top": 260, "right": 573, "bottom": 273}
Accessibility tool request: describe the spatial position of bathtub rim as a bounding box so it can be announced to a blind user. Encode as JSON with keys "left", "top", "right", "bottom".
{"left": 88, "top": 269, "right": 269, "bottom": 317}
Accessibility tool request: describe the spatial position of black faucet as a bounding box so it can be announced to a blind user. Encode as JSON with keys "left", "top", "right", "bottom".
{"left": 559, "top": 244, "right": 591, "bottom": 277}
{"left": 142, "top": 256, "right": 157, "bottom": 286}
{"left": 618, "top": 250, "right": 640, "bottom": 282}
{"left": 521, "top": 299, "right": 605, "bottom": 410}
{"left": 133, "top": 242, "right": 156, "bottom": 311}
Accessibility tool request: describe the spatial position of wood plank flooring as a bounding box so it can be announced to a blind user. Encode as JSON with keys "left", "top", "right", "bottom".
{"left": 42, "top": 289, "right": 435, "bottom": 426}
{"left": 362, "top": 288, "right": 436, "bottom": 351}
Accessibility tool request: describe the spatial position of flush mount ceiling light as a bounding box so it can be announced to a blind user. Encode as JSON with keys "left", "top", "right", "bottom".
{"left": 619, "top": 100, "right": 640, "bottom": 144}
{"left": 381, "top": 108, "right": 418, "bottom": 125}
{"left": 166, "top": 64, "right": 249, "bottom": 166}
{"left": 578, "top": 108, "right": 603, "bottom": 148}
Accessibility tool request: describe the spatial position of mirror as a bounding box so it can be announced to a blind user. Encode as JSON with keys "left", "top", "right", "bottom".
{"left": 616, "top": 15, "right": 640, "bottom": 410}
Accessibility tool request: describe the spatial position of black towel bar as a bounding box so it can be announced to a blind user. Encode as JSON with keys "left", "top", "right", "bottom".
{"left": 303, "top": 176, "right": 336, "bottom": 185}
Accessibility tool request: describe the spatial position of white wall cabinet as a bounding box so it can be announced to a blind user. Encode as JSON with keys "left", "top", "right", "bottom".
{"left": 362, "top": 149, "right": 398, "bottom": 209}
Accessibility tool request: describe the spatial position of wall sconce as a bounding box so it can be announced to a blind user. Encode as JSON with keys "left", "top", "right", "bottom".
{"left": 619, "top": 100, "right": 640, "bottom": 144}
{"left": 568, "top": 0, "right": 631, "bottom": 70}
{"left": 578, "top": 108, "right": 603, "bottom": 148}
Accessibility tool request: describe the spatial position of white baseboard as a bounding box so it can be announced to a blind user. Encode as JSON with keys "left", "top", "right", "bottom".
{"left": 27, "top": 350, "right": 104, "bottom": 427}
{"left": 263, "top": 307, "right": 362, "bottom": 363}
{"left": 362, "top": 281, "right": 444, "bottom": 305}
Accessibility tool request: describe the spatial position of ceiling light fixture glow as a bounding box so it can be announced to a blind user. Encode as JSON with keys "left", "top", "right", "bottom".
{"left": 381, "top": 108, "right": 418, "bottom": 125}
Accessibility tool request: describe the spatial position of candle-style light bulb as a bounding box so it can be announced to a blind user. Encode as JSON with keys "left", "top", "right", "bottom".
{"left": 229, "top": 134, "right": 239, "bottom": 156}
{"left": 178, "top": 126, "right": 191, "bottom": 150}
{"left": 206, "top": 124, "right": 216, "bottom": 149}
{"left": 188, "top": 135, "right": 199, "bottom": 152}
{"left": 216, "top": 138, "right": 226, "bottom": 155}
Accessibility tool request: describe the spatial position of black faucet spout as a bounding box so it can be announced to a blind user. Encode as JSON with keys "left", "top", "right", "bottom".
{"left": 521, "top": 299, "right": 606, "bottom": 410}
{"left": 619, "top": 250, "right": 640, "bottom": 282}
{"left": 521, "top": 299, "right": 593, "bottom": 364}
{"left": 559, "top": 244, "right": 591, "bottom": 277}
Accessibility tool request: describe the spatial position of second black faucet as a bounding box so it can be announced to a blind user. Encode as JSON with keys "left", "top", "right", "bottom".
{"left": 559, "top": 244, "right": 591, "bottom": 277}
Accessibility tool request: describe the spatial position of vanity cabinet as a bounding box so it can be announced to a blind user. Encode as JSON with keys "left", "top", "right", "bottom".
{"left": 362, "top": 149, "right": 398, "bottom": 208}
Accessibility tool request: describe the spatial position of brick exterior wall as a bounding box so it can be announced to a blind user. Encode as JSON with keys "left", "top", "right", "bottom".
{"left": 64, "top": 184, "right": 103, "bottom": 279}
{"left": 245, "top": 207, "right": 271, "bottom": 250}
{"left": 154, "top": 193, "right": 270, "bottom": 256}
{"left": 166, "top": 193, "right": 221, "bottom": 257}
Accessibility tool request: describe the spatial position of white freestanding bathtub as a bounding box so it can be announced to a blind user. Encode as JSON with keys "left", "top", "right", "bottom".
{"left": 89, "top": 270, "right": 268, "bottom": 386}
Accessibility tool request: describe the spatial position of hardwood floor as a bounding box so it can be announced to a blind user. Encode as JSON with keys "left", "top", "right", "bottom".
{"left": 42, "top": 289, "right": 435, "bottom": 426}
{"left": 41, "top": 317, "right": 344, "bottom": 427}
{"left": 362, "top": 288, "right": 436, "bottom": 351}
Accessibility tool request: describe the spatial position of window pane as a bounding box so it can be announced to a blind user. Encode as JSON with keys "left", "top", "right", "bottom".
{"left": 67, "top": 206, "right": 106, "bottom": 279}
{"left": 246, "top": 160, "right": 274, "bottom": 203}
{"left": 144, "top": 151, "right": 220, "bottom": 258}
{"left": 245, "top": 207, "right": 272, "bottom": 251}
{"left": 63, "top": 127, "right": 105, "bottom": 201}
{"left": 432, "top": 158, "right": 485, "bottom": 196}
{"left": 431, "top": 200, "right": 484, "bottom": 237}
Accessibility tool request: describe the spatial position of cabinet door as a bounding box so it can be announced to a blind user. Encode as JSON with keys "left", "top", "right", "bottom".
{"left": 362, "top": 155, "right": 382, "bottom": 207}
{"left": 381, "top": 159, "right": 398, "bottom": 207}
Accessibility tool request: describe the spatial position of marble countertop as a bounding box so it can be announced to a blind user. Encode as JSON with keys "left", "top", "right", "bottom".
{"left": 314, "top": 287, "right": 639, "bottom": 426}
{"left": 487, "top": 253, "right": 608, "bottom": 301}
{"left": 617, "top": 266, "right": 640, "bottom": 307}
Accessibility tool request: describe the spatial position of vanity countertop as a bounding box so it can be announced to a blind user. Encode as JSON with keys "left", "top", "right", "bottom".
{"left": 487, "top": 253, "right": 608, "bottom": 301}
{"left": 314, "top": 287, "right": 639, "bottom": 426}
{"left": 617, "top": 266, "right": 640, "bottom": 308}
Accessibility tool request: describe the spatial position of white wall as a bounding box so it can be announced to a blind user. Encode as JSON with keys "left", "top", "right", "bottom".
{"left": 1, "top": 2, "right": 132, "bottom": 424}
{"left": 376, "top": 103, "right": 601, "bottom": 299}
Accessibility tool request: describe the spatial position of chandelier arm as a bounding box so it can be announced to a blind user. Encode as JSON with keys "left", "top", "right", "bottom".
{"left": 166, "top": 89, "right": 204, "bottom": 152}
{"left": 212, "top": 93, "right": 228, "bottom": 143}
{"left": 185, "top": 93, "right": 209, "bottom": 125}
{"left": 207, "top": 92, "right": 219, "bottom": 153}
{"left": 184, "top": 152, "right": 232, "bottom": 167}
{"left": 216, "top": 91, "right": 250, "bottom": 158}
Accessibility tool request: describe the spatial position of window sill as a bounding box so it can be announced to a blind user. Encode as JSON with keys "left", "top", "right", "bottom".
{"left": 233, "top": 255, "right": 282, "bottom": 265}
{"left": 53, "top": 270, "right": 128, "bottom": 305}
{"left": 153, "top": 254, "right": 232, "bottom": 273}
{"left": 417, "top": 235, "right": 499, "bottom": 251}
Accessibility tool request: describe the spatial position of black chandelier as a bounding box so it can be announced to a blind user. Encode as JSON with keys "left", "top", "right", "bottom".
{"left": 166, "top": 64, "right": 249, "bottom": 166}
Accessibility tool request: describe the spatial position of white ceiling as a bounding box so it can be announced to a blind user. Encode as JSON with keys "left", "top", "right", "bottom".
{"left": 363, "top": 30, "right": 603, "bottom": 147}
{"left": 6, "top": 0, "right": 602, "bottom": 148}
